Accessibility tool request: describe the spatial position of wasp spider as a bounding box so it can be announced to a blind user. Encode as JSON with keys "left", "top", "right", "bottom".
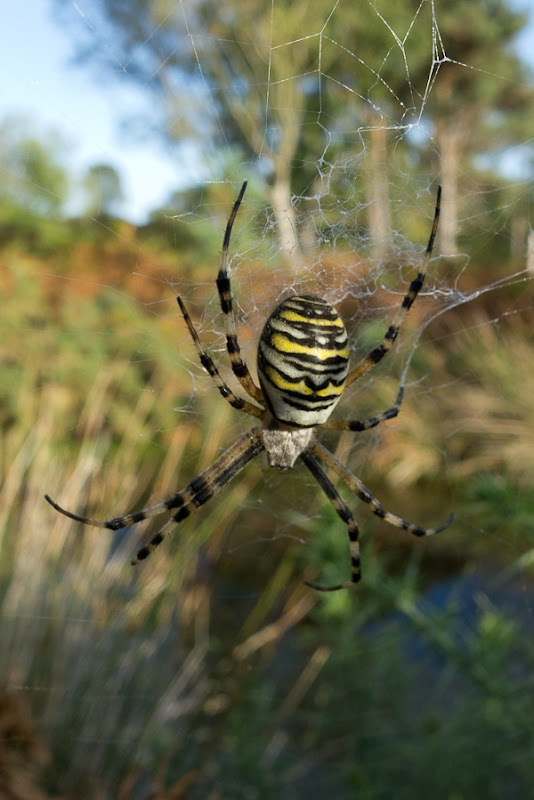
{"left": 45, "top": 181, "right": 452, "bottom": 591}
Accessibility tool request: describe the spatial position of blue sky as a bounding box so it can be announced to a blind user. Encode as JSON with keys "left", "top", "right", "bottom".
{"left": 1, "top": 0, "right": 533, "bottom": 223}
{"left": 1, "top": 0, "right": 197, "bottom": 221}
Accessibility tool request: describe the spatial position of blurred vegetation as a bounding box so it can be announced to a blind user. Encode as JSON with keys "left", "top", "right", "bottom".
{"left": 1, "top": 0, "right": 534, "bottom": 796}
{"left": 1, "top": 186, "right": 534, "bottom": 796}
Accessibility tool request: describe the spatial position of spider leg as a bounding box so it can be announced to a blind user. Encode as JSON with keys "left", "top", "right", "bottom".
{"left": 320, "top": 385, "right": 404, "bottom": 432}
{"left": 177, "top": 296, "right": 265, "bottom": 420}
{"left": 131, "top": 428, "right": 264, "bottom": 563}
{"left": 216, "top": 181, "right": 265, "bottom": 404}
{"left": 45, "top": 428, "right": 265, "bottom": 564}
{"left": 345, "top": 186, "right": 441, "bottom": 388}
{"left": 308, "top": 438, "right": 453, "bottom": 537}
{"left": 300, "top": 449, "right": 360, "bottom": 591}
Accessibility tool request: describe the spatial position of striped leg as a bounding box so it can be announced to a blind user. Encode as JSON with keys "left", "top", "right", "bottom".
{"left": 45, "top": 428, "right": 265, "bottom": 563}
{"left": 308, "top": 438, "right": 453, "bottom": 537}
{"left": 300, "top": 450, "right": 360, "bottom": 591}
{"left": 177, "top": 296, "right": 265, "bottom": 419}
{"left": 216, "top": 181, "right": 265, "bottom": 404}
{"left": 320, "top": 385, "right": 404, "bottom": 432}
{"left": 345, "top": 186, "right": 441, "bottom": 388}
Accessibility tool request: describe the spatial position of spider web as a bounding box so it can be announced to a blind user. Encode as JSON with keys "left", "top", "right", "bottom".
{"left": 2, "top": 0, "right": 534, "bottom": 796}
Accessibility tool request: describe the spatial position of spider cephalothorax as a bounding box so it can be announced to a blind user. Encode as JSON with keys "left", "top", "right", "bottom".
{"left": 45, "top": 181, "right": 452, "bottom": 591}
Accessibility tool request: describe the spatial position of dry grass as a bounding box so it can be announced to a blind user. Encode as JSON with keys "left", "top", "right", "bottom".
{"left": 0, "top": 353, "right": 318, "bottom": 794}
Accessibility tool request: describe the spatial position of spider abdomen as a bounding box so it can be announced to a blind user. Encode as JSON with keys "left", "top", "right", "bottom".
{"left": 257, "top": 295, "right": 349, "bottom": 427}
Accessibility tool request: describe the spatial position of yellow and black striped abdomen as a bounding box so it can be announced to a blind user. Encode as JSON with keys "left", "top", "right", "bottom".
{"left": 257, "top": 295, "right": 349, "bottom": 427}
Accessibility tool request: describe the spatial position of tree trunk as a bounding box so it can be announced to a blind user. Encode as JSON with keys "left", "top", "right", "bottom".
{"left": 527, "top": 230, "right": 534, "bottom": 273}
{"left": 366, "top": 121, "right": 391, "bottom": 261}
{"left": 436, "top": 121, "right": 464, "bottom": 257}
{"left": 270, "top": 174, "right": 301, "bottom": 266}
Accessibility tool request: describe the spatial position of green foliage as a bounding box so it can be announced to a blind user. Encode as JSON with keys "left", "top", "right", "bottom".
{"left": 0, "top": 201, "right": 76, "bottom": 256}
{"left": 1, "top": 261, "right": 176, "bottom": 444}
{"left": 83, "top": 163, "right": 125, "bottom": 217}
{"left": 287, "top": 566, "right": 534, "bottom": 800}
{"left": 0, "top": 116, "right": 69, "bottom": 216}
{"left": 465, "top": 472, "right": 534, "bottom": 532}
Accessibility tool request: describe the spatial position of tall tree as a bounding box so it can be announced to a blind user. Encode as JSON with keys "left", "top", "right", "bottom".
{"left": 0, "top": 116, "right": 68, "bottom": 217}
{"left": 55, "top": 0, "right": 356, "bottom": 263}
{"left": 54, "top": 0, "right": 532, "bottom": 262}
{"left": 324, "top": 0, "right": 437, "bottom": 259}
{"left": 424, "top": 0, "right": 532, "bottom": 255}
{"left": 54, "top": 0, "right": 436, "bottom": 261}
{"left": 83, "top": 163, "right": 124, "bottom": 217}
